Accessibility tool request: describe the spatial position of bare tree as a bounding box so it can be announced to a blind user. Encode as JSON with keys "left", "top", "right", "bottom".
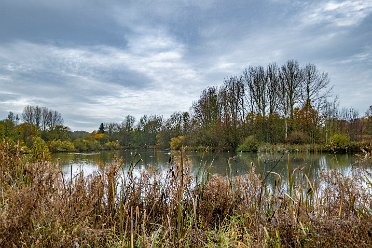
{"left": 216, "top": 76, "right": 246, "bottom": 148}
{"left": 122, "top": 115, "right": 136, "bottom": 133}
{"left": 192, "top": 86, "right": 220, "bottom": 128}
{"left": 279, "top": 60, "right": 303, "bottom": 119}
{"left": 279, "top": 60, "right": 303, "bottom": 139}
{"left": 22, "top": 105, "right": 34, "bottom": 124}
{"left": 34, "top": 106, "right": 42, "bottom": 128}
{"left": 266, "top": 63, "right": 280, "bottom": 115}
{"left": 41, "top": 107, "right": 51, "bottom": 131}
{"left": 301, "top": 63, "right": 331, "bottom": 110}
{"left": 49, "top": 110, "right": 63, "bottom": 129}
{"left": 244, "top": 66, "right": 267, "bottom": 117}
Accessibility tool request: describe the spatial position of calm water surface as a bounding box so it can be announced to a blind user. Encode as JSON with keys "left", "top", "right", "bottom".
{"left": 54, "top": 150, "right": 370, "bottom": 186}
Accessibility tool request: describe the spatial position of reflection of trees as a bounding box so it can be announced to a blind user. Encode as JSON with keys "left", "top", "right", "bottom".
{"left": 56, "top": 151, "right": 356, "bottom": 189}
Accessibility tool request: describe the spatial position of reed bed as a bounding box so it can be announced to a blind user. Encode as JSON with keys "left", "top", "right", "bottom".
{"left": 0, "top": 141, "right": 371, "bottom": 247}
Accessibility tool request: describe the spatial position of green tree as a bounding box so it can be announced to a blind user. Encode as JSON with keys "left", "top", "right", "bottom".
{"left": 30, "top": 137, "right": 51, "bottom": 162}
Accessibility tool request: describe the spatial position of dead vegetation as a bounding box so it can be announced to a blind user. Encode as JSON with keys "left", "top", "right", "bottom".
{"left": 0, "top": 141, "right": 371, "bottom": 247}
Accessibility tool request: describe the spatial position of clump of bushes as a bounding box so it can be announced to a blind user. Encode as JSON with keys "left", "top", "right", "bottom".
{"left": 327, "top": 133, "right": 350, "bottom": 153}
{"left": 30, "top": 137, "right": 51, "bottom": 162}
{"left": 48, "top": 139, "right": 75, "bottom": 153}
{"left": 73, "top": 138, "right": 100, "bottom": 152}
{"left": 170, "top": 135, "right": 185, "bottom": 150}
{"left": 237, "top": 135, "right": 260, "bottom": 152}
{"left": 103, "top": 140, "right": 121, "bottom": 150}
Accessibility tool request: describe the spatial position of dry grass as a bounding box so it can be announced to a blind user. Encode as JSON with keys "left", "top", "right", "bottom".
{"left": 0, "top": 141, "right": 371, "bottom": 247}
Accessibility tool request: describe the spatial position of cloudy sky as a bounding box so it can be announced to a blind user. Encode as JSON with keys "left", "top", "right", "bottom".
{"left": 0, "top": 0, "right": 371, "bottom": 131}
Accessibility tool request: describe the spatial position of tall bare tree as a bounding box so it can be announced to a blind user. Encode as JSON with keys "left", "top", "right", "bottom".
{"left": 266, "top": 63, "right": 280, "bottom": 115}
{"left": 279, "top": 60, "right": 303, "bottom": 139}
{"left": 22, "top": 105, "right": 34, "bottom": 124}
{"left": 279, "top": 60, "right": 303, "bottom": 119}
{"left": 192, "top": 86, "right": 220, "bottom": 128}
{"left": 301, "top": 63, "right": 331, "bottom": 110}
{"left": 243, "top": 66, "right": 267, "bottom": 117}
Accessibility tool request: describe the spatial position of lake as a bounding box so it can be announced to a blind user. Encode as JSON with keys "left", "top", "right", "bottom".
{"left": 53, "top": 150, "right": 369, "bottom": 187}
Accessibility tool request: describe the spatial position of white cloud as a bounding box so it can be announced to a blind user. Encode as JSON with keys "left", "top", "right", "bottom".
{"left": 302, "top": 0, "right": 372, "bottom": 27}
{"left": 0, "top": 31, "right": 205, "bottom": 130}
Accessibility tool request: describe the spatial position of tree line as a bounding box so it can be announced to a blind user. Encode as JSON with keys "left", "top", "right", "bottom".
{"left": 95, "top": 60, "right": 371, "bottom": 152}
{"left": 0, "top": 60, "right": 371, "bottom": 153}
{"left": 188, "top": 60, "right": 332, "bottom": 149}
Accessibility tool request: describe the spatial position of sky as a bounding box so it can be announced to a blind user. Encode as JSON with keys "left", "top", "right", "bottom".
{"left": 0, "top": 0, "right": 371, "bottom": 131}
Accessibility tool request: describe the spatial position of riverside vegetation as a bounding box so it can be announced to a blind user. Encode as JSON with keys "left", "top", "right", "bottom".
{"left": 1, "top": 60, "right": 371, "bottom": 155}
{"left": 0, "top": 140, "right": 371, "bottom": 247}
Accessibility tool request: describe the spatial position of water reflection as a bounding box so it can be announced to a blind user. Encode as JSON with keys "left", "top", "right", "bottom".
{"left": 53, "top": 150, "right": 370, "bottom": 185}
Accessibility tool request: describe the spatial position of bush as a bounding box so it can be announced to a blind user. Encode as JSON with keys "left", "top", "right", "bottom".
{"left": 73, "top": 138, "right": 100, "bottom": 152}
{"left": 328, "top": 133, "right": 350, "bottom": 152}
{"left": 73, "top": 138, "right": 88, "bottom": 152}
{"left": 170, "top": 135, "right": 185, "bottom": 150}
{"left": 30, "top": 137, "right": 51, "bottom": 162}
{"left": 48, "top": 140, "right": 75, "bottom": 153}
{"left": 103, "top": 141, "right": 121, "bottom": 150}
{"left": 237, "top": 136, "right": 259, "bottom": 152}
{"left": 287, "top": 131, "right": 310, "bottom": 144}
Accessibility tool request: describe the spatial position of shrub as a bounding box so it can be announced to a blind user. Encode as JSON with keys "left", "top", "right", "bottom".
{"left": 103, "top": 141, "right": 121, "bottom": 150}
{"left": 30, "top": 137, "right": 51, "bottom": 162}
{"left": 73, "top": 138, "right": 88, "bottom": 152}
{"left": 170, "top": 135, "right": 185, "bottom": 150}
{"left": 329, "top": 133, "right": 350, "bottom": 152}
{"left": 287, "top": 131, "right": 310, "bottom": 144}
{"left": 73, "top": 138, "right": 100, "bottom": 152}
{"left": 48, "top": 140, "right": 75, "bottom": 153}
{"left": 237, "top": 135, "right": 259, "bottom": 152}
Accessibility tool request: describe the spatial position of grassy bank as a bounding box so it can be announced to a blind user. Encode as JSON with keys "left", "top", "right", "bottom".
{"left": 1, "top": 141, "right": 371, "bottom": 247}
{"left": 236, "top": 139, "right": 371, "bottom": 154}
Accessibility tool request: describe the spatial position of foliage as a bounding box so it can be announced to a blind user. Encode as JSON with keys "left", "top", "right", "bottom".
{"left": 73, "top": 138, "right": 100, "bottom": 152}
{"left": 14, "top": 123, "right": 40, "bottom": 147}
{"left": 94, "top": 133, "right": 105, "bottom": 140}
{"left": 41, "top": 125, "right": 71, "bottom": 141}
{"left": 287, "top": 131, "right": 310, "bottom": 144}
{"left": 48, "top": 140, "right": 75, "bottom": 153}
{"left": 103, "top": 140, "right": 121, "bottom": 150}
{"left": 291, "top": 102, "right": 321, "bottom": 143}
{"left": 237, "top": 135, "right": 260, "bottom": 152}
{"left": 328, "top": 133, "right": 350, "bottom": 152}
{"left": 30, "top": 137, "right": 51, "bottom": 162}
{"left": 0, "top": 119, "right": 16, "bottom": 140}
{"left": 170, "top": 135, "right": 185, "bottom": 150}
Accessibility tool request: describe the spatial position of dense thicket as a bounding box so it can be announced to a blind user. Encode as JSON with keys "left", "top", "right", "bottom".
{"left": 0, "top": 60, "right": 371, "bottom": 152}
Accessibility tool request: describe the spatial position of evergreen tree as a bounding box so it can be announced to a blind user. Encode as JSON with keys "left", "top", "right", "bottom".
{"left": 98, "top": 123, "right": 105, "bottom": 134}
